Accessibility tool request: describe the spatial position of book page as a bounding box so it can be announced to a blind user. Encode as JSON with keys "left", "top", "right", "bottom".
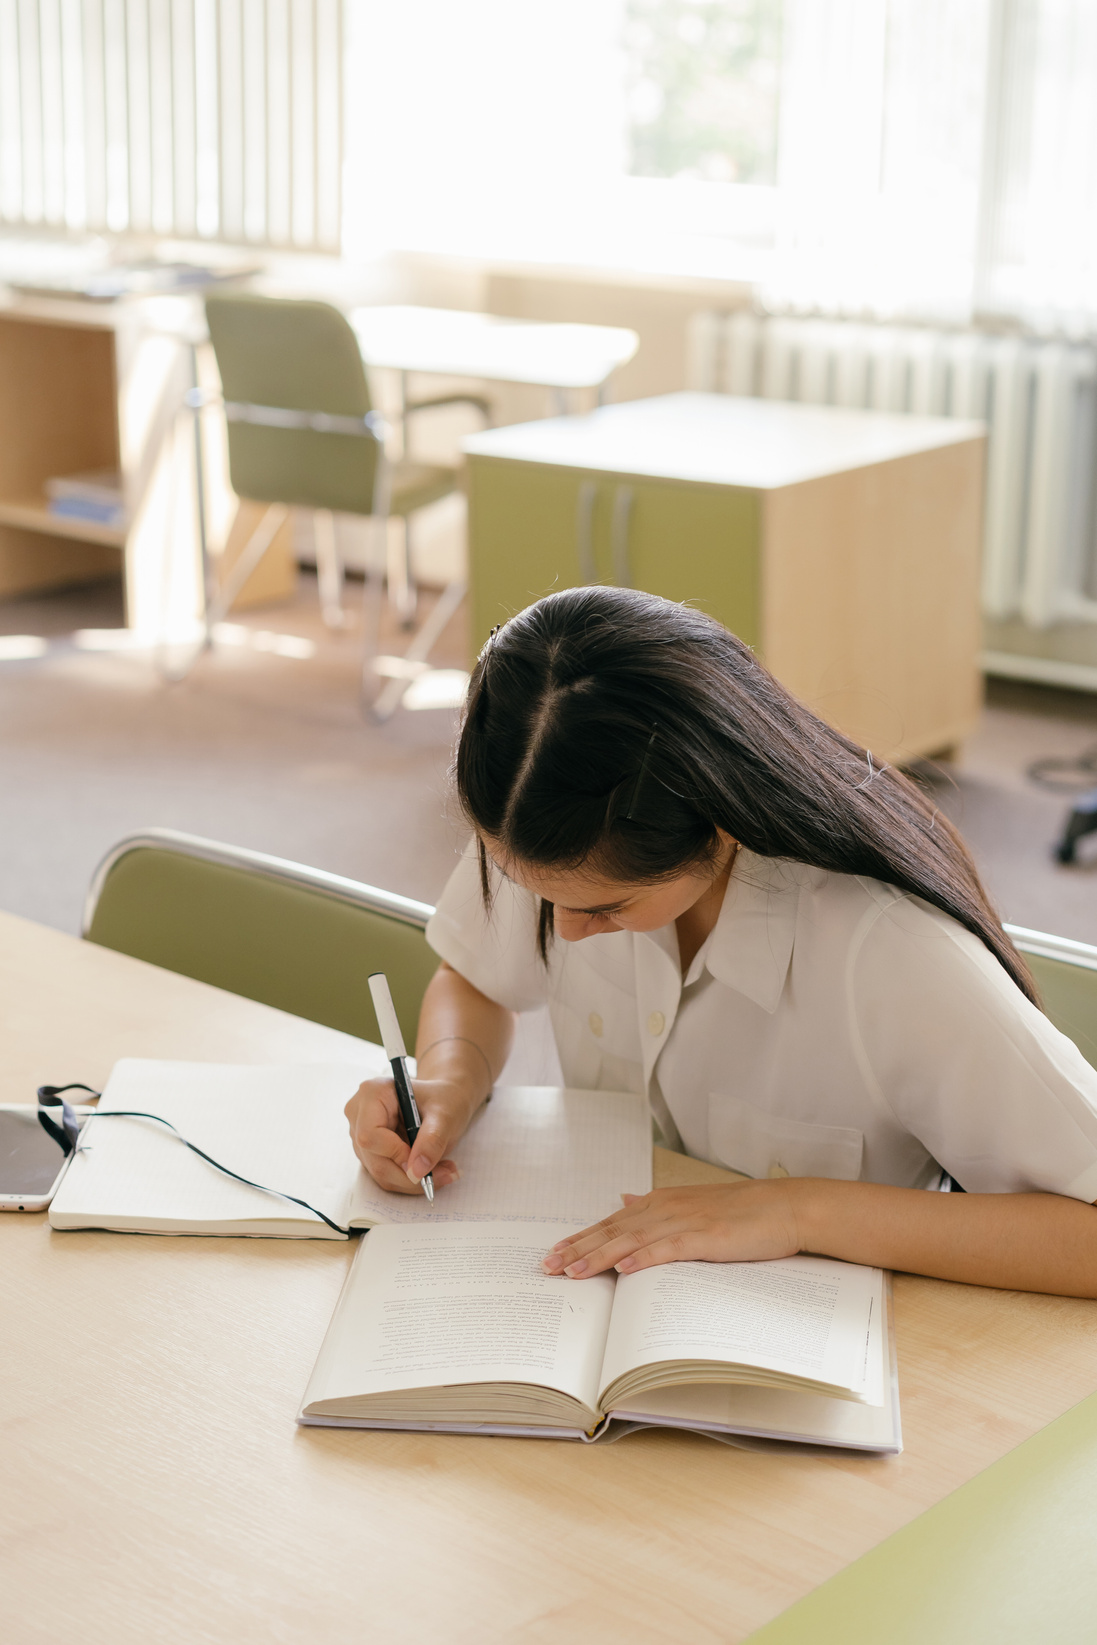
{"left": 49, "top": 1059, "right": 380, "bottom": 1234}
{"left": 608, "top": 1279, "right": 900, "bottom": 1451}
{"left": 607, "top": 1370, "right": 898, "bottom": 1451}
{"left": 597, "top": 1255, "right": 885, "bottom": 1403}
{"left": 301, "top": 1221, "right": 614, "bottom": 1414}
{"left": 347, "top": 1085, "right": 652, "bottom": 1228}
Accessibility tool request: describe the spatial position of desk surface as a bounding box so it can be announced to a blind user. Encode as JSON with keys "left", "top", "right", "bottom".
{"left": 463, "top": 390, "right": 985, "bottom": 489}
{"left": 350, "top": 304, "right": 638, "bottom": 389}
{"left": 3, "top": 908, "right": 1096, "bottom": 1645}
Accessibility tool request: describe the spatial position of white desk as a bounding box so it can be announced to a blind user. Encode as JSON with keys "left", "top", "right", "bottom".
{"left": 4, "top": 910, "right": 1097, "bottom": 1644}
{"left": 350, "top": 304, "right": 638, "bottom": 405}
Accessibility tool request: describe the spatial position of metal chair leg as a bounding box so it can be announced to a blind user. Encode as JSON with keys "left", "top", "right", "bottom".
{"left": 366, "top": 577, "right": 466, "bottom": 722}
{"left": 314, "top": 508, "right": 351, "bottom": 628}
{"left": 166, "top": 502, "right": 288, "bottom": 682}
{"left": 387, "top": 517, "right": 418, "bottom": 630}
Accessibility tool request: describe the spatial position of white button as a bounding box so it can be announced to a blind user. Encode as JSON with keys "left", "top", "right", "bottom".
{"left": 588, "top": 1012, "right": 604, "bottom": 1038}
{"left": 767, "top": 1161, "right": 790, "bottom": 1179}
{"left": 647, "top": 1011, "right": 665, "bottom": 1037}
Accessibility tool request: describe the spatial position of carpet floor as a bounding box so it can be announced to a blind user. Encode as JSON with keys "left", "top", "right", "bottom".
{"left": 0, "top": 573, "right": 468, "bottom": 934}
{"left": 3, "top": 574, "right": 1097, "bottom": 947}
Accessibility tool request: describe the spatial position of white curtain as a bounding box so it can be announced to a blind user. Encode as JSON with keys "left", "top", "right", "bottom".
{"left": 768, "top": 0, "right": 1097, "bottom": 335}
{"left": 978, "top": 1, "right": 1097, "bottom": 335}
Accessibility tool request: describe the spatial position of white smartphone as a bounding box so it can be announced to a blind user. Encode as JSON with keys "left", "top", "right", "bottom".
{"left": 0, "top": 1104, "right": 72, "bottom": 1210}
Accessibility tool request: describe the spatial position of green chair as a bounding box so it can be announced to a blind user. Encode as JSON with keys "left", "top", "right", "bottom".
{"left": 1005, "top": 923, "right": 1097, "bottom": 1070}
{"left": 83, "top": 828, "right": 439, "bottom": 1049}
{"left": 196, "top": 292, "right": 480, "bottom": 714}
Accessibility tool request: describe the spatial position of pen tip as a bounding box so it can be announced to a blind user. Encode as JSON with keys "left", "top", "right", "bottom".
{"left": 423, "top": 1175, "right": 434, "bottom": 1203}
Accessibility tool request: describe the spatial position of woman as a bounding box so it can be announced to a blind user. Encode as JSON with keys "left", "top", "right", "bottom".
{"left": 347, "top": 586, "right": 1097, "bottom": 1296}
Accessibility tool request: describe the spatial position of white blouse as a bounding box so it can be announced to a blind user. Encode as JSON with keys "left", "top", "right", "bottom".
{"left": 425, "top": 846, "right": 1097, "bottom": 1201}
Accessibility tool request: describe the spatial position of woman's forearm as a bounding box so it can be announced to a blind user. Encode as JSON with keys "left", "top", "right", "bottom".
{"left": 794, "top": 1180, "right": 1097, "bottom": 1297}
{"left": 413, "top": 961, "right": 515, "bottom": 1110}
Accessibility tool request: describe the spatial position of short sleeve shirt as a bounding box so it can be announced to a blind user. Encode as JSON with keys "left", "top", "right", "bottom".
{"left": 426, "top": 845, "right": 1097, "bottom": 1200}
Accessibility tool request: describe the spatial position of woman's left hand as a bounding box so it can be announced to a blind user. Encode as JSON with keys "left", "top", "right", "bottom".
{"left": 541, "top": 1180, "right": 806, "bottom": 1278}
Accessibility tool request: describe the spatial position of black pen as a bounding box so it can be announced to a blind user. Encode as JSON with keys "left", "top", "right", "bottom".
{"left": 368, "top": 972, "right": 434, "bottom": 1203}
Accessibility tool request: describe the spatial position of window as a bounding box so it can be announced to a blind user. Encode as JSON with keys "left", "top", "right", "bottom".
{"left": 624, "top": 0, "right": 782, "bottom": 186}
{"left": 344, "top": 0, "right": 781, "bottom": 278}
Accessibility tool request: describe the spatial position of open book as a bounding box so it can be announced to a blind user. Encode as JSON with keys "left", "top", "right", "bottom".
{"left": 299, "top": 1221, "right": 900, "bottom": 1452}
{"left": 48, "top": 1061, "right": 653, "bottom": 1239}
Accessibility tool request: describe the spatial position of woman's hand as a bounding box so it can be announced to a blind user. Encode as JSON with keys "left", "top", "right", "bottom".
{"left": 346, "top": 961, "right": 512, "bottom": 1196}
{"left": 345, "top": 1075, "right": 480, "bottom": 1194}
{"left": 541, "top": 1180, "right": 805, "bottom": 1277}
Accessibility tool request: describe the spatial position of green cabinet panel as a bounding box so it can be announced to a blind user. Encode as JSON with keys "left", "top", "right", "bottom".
{"left": 466, "top": 456, "right": 760, "bottom": 655}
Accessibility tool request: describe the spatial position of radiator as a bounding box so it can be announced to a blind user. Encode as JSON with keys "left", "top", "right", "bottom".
{"left": 0, "top": 0, "right": 342, "bottom": 251}
{"left": 688, "top": 312, "right": 1097, "bottom": 634}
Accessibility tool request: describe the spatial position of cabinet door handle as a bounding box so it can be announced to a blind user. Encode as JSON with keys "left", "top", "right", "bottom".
{"left": 611, "top": 485, "right": 634, "bottom": 587}
{"left": 576, "top": 480, "right": 598, "bottom": 583}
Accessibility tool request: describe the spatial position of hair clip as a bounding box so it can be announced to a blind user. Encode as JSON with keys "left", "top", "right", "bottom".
{"left": 480, "top": 624, "right": 502, "bottom": 665}
{"left": 625, "top": 726, "right": 659, "bottom": 821}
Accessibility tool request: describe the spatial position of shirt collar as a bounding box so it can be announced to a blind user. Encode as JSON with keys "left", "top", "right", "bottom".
{"left": 704, "top": 848, "right": 802, "bottom": 1013}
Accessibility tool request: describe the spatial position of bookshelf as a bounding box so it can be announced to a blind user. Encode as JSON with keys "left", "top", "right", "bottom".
{"left": 0, "top": 292, "right": 197, "bottom": 629}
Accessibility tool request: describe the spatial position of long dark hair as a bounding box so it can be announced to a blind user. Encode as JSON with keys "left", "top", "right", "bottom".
{"left": 456, "top": 587, "right": 1036, "bottom": 1003}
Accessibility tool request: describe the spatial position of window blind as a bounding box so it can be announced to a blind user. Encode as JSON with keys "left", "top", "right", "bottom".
{"left": 0, "top": 0, "right": 343, "bottom": 251}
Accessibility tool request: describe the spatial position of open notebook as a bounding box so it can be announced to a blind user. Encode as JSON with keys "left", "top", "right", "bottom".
{"left": 48, "top": 1060, "right": 653, "bottom": 1238}
{"left": 299, "top": 1221, "right": 900, "bottom": 1452}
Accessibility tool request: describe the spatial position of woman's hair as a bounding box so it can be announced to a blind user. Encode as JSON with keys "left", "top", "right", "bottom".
{"left": 455, "top": 586, "right": 1036, "bottom": 1002}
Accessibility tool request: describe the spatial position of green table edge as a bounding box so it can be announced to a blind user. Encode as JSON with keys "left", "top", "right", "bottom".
{"left": 744, "top": 1389, "right": 1097, "bottom": 1645}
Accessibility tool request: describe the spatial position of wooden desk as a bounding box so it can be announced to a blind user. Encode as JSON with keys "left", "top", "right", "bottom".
{"left": 463, "top": 393, "right": 986, "bottom": 764}
{"left": 3, "top": 909, "right": 1096, "bottom": 1645}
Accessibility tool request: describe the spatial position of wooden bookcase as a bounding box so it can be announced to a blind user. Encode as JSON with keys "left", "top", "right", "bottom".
{"left": 0, "top": 292, "right": 200, "bottom": 629}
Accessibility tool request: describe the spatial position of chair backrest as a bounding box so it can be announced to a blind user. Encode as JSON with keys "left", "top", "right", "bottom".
{"left": 84, "top": 830, "right": 438, "bottom": 1049}
{"left": 205, "top": 292, "right": 381, "bottom": 515}
{"left": 1006, "top": 923, "right": 1097, "bottom": 1071}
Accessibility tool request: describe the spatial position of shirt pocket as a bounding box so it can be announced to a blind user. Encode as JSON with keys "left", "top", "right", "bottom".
{"left": 708, "top": 1091, "right": 864, "bottom": 1181}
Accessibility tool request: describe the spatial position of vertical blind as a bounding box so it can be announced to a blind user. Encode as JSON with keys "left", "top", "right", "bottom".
{"left": 0, "top": 0, "right": 343, "bottom": 251}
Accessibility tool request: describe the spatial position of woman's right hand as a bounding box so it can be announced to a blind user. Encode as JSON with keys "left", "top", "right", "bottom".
{"left": 344, "top": 1074, "right": 479, "bottom": 1194}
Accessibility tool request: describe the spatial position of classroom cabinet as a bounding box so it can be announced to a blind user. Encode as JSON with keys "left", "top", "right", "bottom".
{"left": 463, "top": 392, "right": 985, "bottom": 765}
{"left": 466, "top": 459, "right": 760, "bottom": 648}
